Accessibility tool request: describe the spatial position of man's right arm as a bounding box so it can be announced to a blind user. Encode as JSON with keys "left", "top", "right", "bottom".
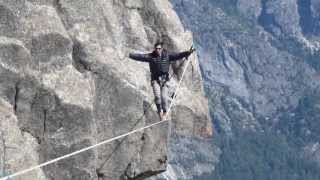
{"left": 129, "top": 53, "right": 151, "bottom": 62}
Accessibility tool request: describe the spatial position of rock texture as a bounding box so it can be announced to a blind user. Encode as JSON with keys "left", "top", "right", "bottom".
{"left": 168, "top": 0, "right": 320, "bottom": 179}
{"left": 0, "top": 0, "right": 211, "bottom": 179}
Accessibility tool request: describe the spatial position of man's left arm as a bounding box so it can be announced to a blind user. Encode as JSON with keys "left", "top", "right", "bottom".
{"left": 168, "top": 51, "right": 192, "bottom": 61}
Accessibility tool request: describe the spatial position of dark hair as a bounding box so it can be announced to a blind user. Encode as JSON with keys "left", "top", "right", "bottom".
{"left": 154, "top": 41, "right": 163, "bottom": 48}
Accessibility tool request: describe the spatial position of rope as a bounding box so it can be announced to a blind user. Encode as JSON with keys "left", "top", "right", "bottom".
{"left": 163, "top": 53, "right": 193, "bottom": 120}
{"left": 0, "top": 51, "right": 194, "bottom": 180}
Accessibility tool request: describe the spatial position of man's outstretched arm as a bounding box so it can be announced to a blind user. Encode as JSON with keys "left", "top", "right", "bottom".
{"left": 169, "top": 46, "right": 196, "bottom": 61}
{"left": 129, "top": 53, "right": 151, "bottom": 62}
{"left": 168, "top": 51, "right": 191, "bottom": 61}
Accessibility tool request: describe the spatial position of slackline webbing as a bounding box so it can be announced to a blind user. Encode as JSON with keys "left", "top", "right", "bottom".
{"left": 0, "top": 51, "right": 194, "bottom": 180}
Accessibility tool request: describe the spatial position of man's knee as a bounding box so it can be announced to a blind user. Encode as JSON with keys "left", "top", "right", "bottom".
{"left": 161, "top": 98, "right": 168, "bottom": 111}
{"left": 154, "top": 96, "right": 161, "bottom": 105}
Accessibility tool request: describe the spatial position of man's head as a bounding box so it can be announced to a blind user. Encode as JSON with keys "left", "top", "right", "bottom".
{"left": 154, "top": 41, "right": 163, "bottom": 56}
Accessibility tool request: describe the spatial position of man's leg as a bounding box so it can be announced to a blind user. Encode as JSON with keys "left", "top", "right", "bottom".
{"left": 152, "top": 80, "right": 162, "bottom": 118}
{"left": 161, "top": 81, "right": 169, "bottom": 119}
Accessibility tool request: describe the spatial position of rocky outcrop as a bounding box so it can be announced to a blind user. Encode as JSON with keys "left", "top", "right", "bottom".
{"left": 172, "top": 0, "right": 320, "bottom": 136}
{"left": 0, "top": 0, "right": 211, "bottom": 179}
{"left": 170, "top": 0, "right": 320, "bottom": 179}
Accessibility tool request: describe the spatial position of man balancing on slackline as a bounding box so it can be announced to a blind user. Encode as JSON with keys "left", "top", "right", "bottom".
{"left": 129, "top": 41, "right": 195, "bottom": 121}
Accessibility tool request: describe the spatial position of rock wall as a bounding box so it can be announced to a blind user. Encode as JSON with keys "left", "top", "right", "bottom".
{"left": 0, "top": 0, "right": 211, "bottom": 179}
{"left": 170, "top": 0, "right": 320, "bottom": 179}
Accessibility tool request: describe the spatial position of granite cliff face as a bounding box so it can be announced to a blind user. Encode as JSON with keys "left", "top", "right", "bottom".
{"left": 0, "top": 0, "right": 212, "bottom": 179}
{"left": 169, "top": 0, "right": 320, "bottom": 179}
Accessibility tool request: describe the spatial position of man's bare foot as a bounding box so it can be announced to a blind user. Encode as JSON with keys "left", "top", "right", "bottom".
{"left": 162, "top": 112, "right": 167, "bottom": 121}
{"left": 158, "top": 111, "right": 163, "bottom": 121}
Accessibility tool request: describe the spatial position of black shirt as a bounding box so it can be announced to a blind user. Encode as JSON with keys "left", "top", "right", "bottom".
{"left": 129, "top": 50, "right": 190, "bottom": 80}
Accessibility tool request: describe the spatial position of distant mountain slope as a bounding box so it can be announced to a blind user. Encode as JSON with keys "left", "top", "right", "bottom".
{"left": 168, "top": 0, "right": 320, "bottom": 179}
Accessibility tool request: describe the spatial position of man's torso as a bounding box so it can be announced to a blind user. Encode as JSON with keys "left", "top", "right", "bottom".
{"left": 149, "top": 51, "right": 170, "bottom": 81}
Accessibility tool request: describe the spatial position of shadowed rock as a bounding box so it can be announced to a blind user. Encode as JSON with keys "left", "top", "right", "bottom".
{"left": 0, "top": 5, "right": 19, "bottom": 37}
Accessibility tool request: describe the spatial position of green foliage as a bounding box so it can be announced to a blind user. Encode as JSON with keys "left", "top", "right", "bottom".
{"left": 206, "top": 130, "right": 320, "bottom": 180}
{"left": 277, "top": 93, "right": 320, "bottom": 147}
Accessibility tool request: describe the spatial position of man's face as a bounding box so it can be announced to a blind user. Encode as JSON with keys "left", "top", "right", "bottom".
{"left": 155, "top": 45, "right": 162, "bottom": 56}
